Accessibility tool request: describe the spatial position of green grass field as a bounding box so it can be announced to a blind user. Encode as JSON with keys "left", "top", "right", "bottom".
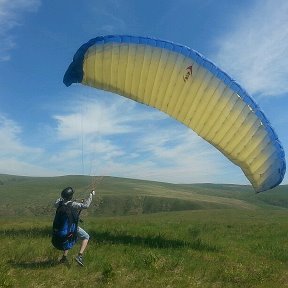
{"left": 0, "top": 175, "right": 288, "bottom": 287}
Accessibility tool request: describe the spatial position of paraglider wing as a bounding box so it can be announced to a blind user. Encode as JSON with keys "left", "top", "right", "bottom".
{"left": 63, "top": 35, "right": 286, "bottom": 192}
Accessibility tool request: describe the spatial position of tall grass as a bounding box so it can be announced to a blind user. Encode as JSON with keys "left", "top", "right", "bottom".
{"left": 1, "top": 209, "right": 288, "bottom": 287}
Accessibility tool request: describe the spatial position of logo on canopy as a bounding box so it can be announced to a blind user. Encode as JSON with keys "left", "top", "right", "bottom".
{"left": 183, "top": 65, "right": 193, "bottom": 82}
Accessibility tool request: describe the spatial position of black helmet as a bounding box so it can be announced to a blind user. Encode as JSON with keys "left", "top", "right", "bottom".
{"left": 61, "top": 187, "right": 74, "bottom": 200}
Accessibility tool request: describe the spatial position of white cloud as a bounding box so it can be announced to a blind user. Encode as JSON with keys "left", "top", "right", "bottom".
{"left": 51, "top": 95, "right": 246, "bottom": 184}
{"left": 0, "top": 157, "right": 61, "bottom": 177}
{"left": 0, "top": 94, "right": 247, "bottom": 183}
{"left": 53, "top": 101, "right": 130, "bottom": 139}
{"left": 121, "top": 128, "right": 243, "bottom": 184}
{"left": 51, "top": 95, "right": 165, "bottom": 174}
{"left": 0, "top": 0, "right": 41, "bottom": 61}
{"left": 90, "top": 140, "right": 245, "bottom": 185}
{"left": 214, "top": 0, "right": 288, "bottom": 98}
{"left": 87, "top": 0, "right": 126, "bottom": 34}
{"left": 0, "top": 114, "right": 57, "bottom": 176}
{"left": 0, "top": 115, "right": 41, "bottom": 155}
{"left": 53, "top": 95, "right": 166, "bottom": 140}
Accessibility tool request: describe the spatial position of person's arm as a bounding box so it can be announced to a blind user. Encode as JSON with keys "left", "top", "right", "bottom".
{"left": 71, "top": 191, "right": 95, "bottom": 210}
{"left": 54, "top": 198, "right": 63, "bottom": 208}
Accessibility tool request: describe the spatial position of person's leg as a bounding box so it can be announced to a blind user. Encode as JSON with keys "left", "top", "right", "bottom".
{"left": 77, "top": 226, "right": 90, "bottom": 254}
{"left": 79, "top": 239, "right": 89, "bottom": 254}
{"left": 75, "top": 227, "right": 90, "bottom": 266}
{"left": 60, "top": 250, "right": 69, "bottom": 263}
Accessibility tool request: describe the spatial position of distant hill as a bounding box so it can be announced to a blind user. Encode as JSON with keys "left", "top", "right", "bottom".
{"left": 0, "top": 174, "right": 287, "bottom": 217}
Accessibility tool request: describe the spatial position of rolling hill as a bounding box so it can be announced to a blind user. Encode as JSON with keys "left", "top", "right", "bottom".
{"left": 0, "top": 174, "right": 287, "bottom": 217}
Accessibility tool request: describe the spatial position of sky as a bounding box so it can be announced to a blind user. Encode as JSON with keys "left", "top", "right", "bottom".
{"left": 0, "top": 0, "right": 288, "bottom": 187}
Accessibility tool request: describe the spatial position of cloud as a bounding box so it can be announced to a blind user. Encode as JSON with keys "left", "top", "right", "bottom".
{"left": 88, "top": 0, "right": 127, "bottom": 34}
{"left": 0, "top": 115, "right": 40, "bottom": 155}
{"left": 51, "top": 95, "right": 246, "bottom": 184}
{"left": 0, "top": 0, "right": 41, "bottom": 61}
{"left": 51, "top": 94, "right": 166, "bottom": 174}
{"left": 120, "top": 128, "right": 243, "bottom": 184}
{"left": 0, "top": 157, "right": 61, "bottom": 177}
{"left": 0, "top": 94, "right": 247, "bottom": 183}
{"left": 53, "top": 95, "right": 166, "bottom": 140}
{"left": 0, "top": 114, "right": 56, "bottom": 176}
{"left": 214, "top": 0, "right": 288, "bottom": 98}
{"left": 88, "top": 135, "right": 245, "bottom": 185}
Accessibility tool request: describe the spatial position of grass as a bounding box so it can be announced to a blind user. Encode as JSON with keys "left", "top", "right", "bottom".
{"left": 1, "top": 174, "right": 288, "bottom": 287}
{"left": 1, "top": 209, "right": 288, "bottom": 287}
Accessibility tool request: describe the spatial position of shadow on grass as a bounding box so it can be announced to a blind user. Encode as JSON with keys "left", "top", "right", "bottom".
{"left": 1, "top": 227, "right": 218, "bottom": 252}
{"left": 8, "top": 259, "right": 62, "bottom": 269}
{"left": 90, "top": 230, "right": 218, "bottom": 251}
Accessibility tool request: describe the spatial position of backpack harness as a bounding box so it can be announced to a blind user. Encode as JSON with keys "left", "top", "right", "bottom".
{"left": 51, "top": 201, "right": 80, "bottom": 250}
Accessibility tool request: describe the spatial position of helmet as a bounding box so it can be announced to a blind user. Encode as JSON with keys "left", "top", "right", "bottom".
{"left": 61, "top": 187, "right": 74, "bottom": 200}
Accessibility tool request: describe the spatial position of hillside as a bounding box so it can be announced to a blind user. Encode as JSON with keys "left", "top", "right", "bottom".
{"left": 0, "top": 174, "right": 287, "bottom": 217}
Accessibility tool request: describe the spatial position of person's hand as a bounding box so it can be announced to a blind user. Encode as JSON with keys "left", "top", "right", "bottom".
{"left": 91, "top": 190, "right": 95, "bottom": 196}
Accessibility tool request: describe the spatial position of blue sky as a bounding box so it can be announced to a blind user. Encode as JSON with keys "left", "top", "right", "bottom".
{"left": 0, "top": 0, "right": 287, "bottom": 187}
